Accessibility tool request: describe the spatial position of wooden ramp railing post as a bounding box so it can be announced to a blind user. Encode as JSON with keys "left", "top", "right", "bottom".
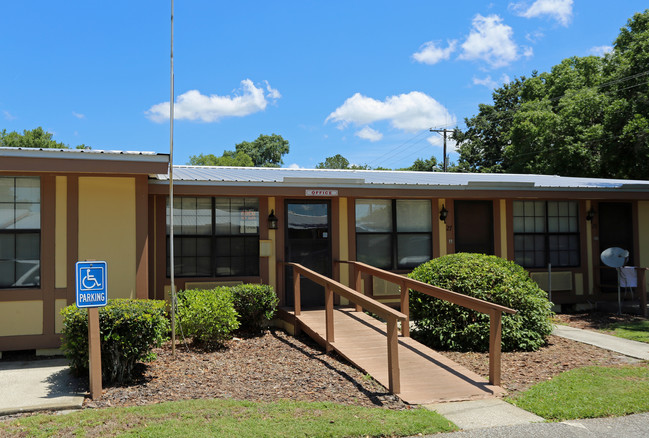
{"left": 325, "top": 283, "right": 334, "bottom": 353}
{"left": 400, "top": 279, "right": 409, "bottom": 337}
{"left": 293, "top": 271, "right": 301, "bottom": 336}
{"left": 386, "top": 317, "right": 400, "bottom": 394}
{"left": 354, "top": 265, "right": 363, "bottom": 312}
{"left": 488, "top": 309, "right": 502, "bottom": 386}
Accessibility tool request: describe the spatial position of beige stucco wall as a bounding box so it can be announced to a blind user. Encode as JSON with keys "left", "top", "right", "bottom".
{"left": 438, "top": 199, "right": 447, "bottom": 256}
{"left": 639, "top": 201, "right": 649, "bottom": 291}
{"left": 54, "top": 299, "right": 67, "bottom": 334}
{"left": 78, "top": 177, "right": 136, "bottom": 299}
{"left": 0, "top": 301, "right": 43, "bottom": 336}
{"left": 499, "top": 199, "right": 508, "bottom": 259}
{"left": 55, "top": 176, "right": 67, "bottom": 289}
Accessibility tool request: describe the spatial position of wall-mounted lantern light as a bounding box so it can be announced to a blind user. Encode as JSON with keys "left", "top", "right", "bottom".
{"left": 439, "top": 204, "right": 448, "bottom": 223}
{"left": 586, "top": 207, "right": 596, "bottom": 221}
{"left": 268, "top": 209, "right": 279, "bottom": 230}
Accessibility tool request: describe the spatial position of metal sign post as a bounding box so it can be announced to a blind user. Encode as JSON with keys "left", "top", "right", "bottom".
{"left": 75, "top": 261, "right": 108, "bottom": 400}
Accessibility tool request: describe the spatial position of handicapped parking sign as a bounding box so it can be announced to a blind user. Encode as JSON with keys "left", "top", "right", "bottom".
{"left": 76, "top": 261, "right": 108, "bottom": 308}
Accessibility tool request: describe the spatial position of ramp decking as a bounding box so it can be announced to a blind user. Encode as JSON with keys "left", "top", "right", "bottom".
{"left": 294, "top": 307, "right": 506, "bottom": 405}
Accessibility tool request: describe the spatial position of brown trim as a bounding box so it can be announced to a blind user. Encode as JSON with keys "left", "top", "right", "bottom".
{"left": 579, "top": 200, "right": 590, "bottom": 295}
{"left": 432, "top": 200, "right": 440, "bottom": 259}
{"left": 347, "top": 197, "right": 357, "bottom": 263}
{"left": 54, "top": 288, "right": 68, "bottom": 300}
{"left": 591, "top": 200, "right": 602, "bottom": 297}
{"left": 0, "top": 289, "right": 43, "bottom": 301}
{"left": 147, "top": 183, "right": 649, "bottom": 200}
{"left": 135, "top": 175, "right": 149, "bottom": 299}
{"left": 148, "top": 195, "right": 156, "bottom": 299}
{"left": 259, "top": 197, "right": 270, "bottom": 286}
{"left": 275, "top": 197, "right": 285, "bottom": 305}
{"left": 154, "top": 195, "right": 167, "bottom": 300}
{"left": 41, "top": 175, "right": 56, "bottom": 337}
{"left": 0, "top": 334, "right": 61, "bottom": 352}
{"left": 506, "top": 199, "right": 514, "bottom": 261}
{"left": 331, "top": 198, "right": 340, "bottom": 283}
{"left": 493, "top": 200, "right": 502, "bottom": 258}
{"left": 1, "top": 157, "right": 168, "bottom": 175}
{"left": 67, "top": 176, "right": 79, "bottom": 305}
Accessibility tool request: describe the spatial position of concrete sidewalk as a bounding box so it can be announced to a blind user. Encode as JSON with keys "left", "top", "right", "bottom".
{"left": 553, "top": 325, "right": 649, "bottom": 360}
{"left": 0, "top": 358, "right": 85, "bottom": 416}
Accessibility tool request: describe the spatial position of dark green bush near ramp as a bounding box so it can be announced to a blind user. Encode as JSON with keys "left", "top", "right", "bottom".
{"left": 61, "top": 299, "right": 169, "bottom": 384}
{"left": 408, "top": 253, "right": 553, "bottom": 352}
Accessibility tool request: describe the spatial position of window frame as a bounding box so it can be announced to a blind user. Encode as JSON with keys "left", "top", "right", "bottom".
{"left": 0, "top": 176, "right": 42, "bottom": 290}
{"left": 513, "top": 200, "right": 580, "bottom": 269}
{"left": 166, "top": 196, "right": 260, "bottom": 278}
{"left": 355, "top": 199, "right": 432, "bottom": 271}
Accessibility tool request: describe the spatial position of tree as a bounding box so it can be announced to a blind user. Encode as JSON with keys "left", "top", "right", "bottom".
{"left": 402, "top": 156, "right": 443, "bottom": 172}
{"left": 188, "top": 151, "right": 254, "bottom": 167}
{"left": 316, "top": 154, "right": 350, "bottom": 169}
{"left": 454, "top": 9, "right": 649, "bottom": 179}
{"left": 234, "top": 134, "right": 289, "bottom": 167}
{"left": 0, "top": 127, "right": 89, "bottom": 149}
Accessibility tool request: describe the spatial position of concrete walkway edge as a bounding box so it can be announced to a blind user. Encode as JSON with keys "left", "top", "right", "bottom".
{"left": 424, "top": 399, "right": 544, "bottom": 431}
{"left": 552, "top": 324, "right": 649, "bottom": 360}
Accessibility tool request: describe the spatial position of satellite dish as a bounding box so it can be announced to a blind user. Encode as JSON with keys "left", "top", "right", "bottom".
{"left": 601, "top": 247, "right": 629, "bottom": 268}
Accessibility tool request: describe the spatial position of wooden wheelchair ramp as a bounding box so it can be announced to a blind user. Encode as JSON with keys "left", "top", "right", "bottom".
{"left": 294, "top": 307, "right": 506, "bottom": 405}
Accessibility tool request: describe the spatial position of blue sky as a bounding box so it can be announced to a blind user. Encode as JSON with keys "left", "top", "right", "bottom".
{"left": 1, "top": 1, "right": 647, "bottom": 169}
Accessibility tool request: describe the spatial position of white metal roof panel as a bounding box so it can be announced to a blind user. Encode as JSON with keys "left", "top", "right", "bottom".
{"left": 152, "top": 166, "right": 649, "bottom": 192}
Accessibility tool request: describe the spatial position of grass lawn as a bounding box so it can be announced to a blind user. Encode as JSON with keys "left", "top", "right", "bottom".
{"left": 508, "top": 363, "right": 649, "bottom": 421}
{"left": 603, "top": 320, "right": 649, "bottom": 343}
{"left": 0, "top": 399, "right": 456, "bottom": 438}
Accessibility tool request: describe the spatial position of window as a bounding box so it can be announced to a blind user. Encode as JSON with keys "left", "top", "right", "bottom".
{"left": 167, "top": 197, "right": 259, "bottom": 277}
{"left": 513, "top": 200, "right": 580, "bottom": 268}
{"left": 0, "top": 177, "right": 41, "bottom": 288}
{"left": 355, "top": 199, "right": 431, "bottom": 270}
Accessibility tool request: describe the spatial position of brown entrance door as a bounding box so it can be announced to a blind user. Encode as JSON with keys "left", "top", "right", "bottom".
{"left": 285, "top": 201, "right": 331, "bottom": 307}
{"left": 598, "top": 202, "right": 634, "bottom": 293}
{"left": 454, "top": 200, "right": 494, "bottom": 255}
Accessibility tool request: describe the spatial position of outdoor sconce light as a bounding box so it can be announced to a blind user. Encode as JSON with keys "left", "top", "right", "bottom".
{"left": 439, "top": 205, "right": 448, "bottom": 223}
{"left": 268, "top": 209, "right": 279, "bottom": 230}
{"left": 586, "top": 207, "right": 596, "bottom": 221}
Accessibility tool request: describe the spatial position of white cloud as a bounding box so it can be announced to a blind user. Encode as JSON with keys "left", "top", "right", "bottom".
{"left": 510, "top": 0, "right": 573, "bottom": 26}
{"left": 525, "top": 30, "right": 545, "bottom": 43}
{"left": 146, "top": 79, "right": 280, "bottom": 123}
{"left": 72, "top": 111, "right": 85, "bottom": 119}
{"left": 459, "top": 14, "right": 520, "bottom": 68}
{"left": 427, "top": 133, "right": 458, "bottom": 151}
{"left": 589, "top": 45, "right": 613, "bottom": 56}
{"left": 412, "top": 40, "right": 457, "bottom": 65}
{"left": 473, "top": 76, "right": 498, "bottom": 88}
{"left": 473, "top": 74, "right": 512, "bottom": 89}
{"left": 287, "top": 163, "right": 303, "bottom": 169}
{"left": 355, "top": 126, "right": 383, "bottom": 142}
{"left": 3, "top": 110, "right": 16, "bottom": 120}
{"left": 326, "top": 91, "right": 456, "bottom": 133}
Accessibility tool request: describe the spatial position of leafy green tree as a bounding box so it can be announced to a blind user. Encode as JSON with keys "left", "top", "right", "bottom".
{"left": 454, "top": 9, "right": 649, "bottom": 179}
{"left": 188, "top": 151, "right": 254, "bottom": 167}
{"left": 0, "top": 127, "right": 86, "bottom": 149}
{"left": 402, "top": 156, "right": 443, "bottom": 172}
{"left": 316, "top": 154, "right": 350, "bottom": 169}
{"left": 234, "top": 134, "right": 289, "bottom": 167}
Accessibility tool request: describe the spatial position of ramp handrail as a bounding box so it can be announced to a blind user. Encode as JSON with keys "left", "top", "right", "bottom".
{"left": 337, "top": 260, "right": 516, "bottom": 386}
{"left": 285, "top": 262, "right": 406, "bottom": 394}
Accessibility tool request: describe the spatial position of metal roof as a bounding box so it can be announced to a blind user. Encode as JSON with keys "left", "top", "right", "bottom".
{"left": 151, "top": 166, "right": 649, "bottom": 192}
{"left": 0, "top": 147, "right": 169, "bottom": 163}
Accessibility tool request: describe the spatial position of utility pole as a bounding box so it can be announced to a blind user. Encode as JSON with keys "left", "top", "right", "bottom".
{"left": 430, "top": 128, "right": 453, "bottom": 172}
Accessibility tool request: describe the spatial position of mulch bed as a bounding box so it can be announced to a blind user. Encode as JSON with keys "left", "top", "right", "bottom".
{"left": 2, "top": 312, "right": 647, "bottom": 422}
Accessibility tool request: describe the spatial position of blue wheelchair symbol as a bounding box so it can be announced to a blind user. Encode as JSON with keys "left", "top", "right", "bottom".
{"left": 81, "top": 268, "right": 103, "bottom": 291}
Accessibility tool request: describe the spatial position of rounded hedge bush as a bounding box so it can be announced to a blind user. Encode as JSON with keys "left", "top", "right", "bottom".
{"left": 230, "top": 284, "right": 279, "bottom": 332}
{"left": 408, "top": 253, "right": 554, "bottom": 352}
{"left": 177, "top": 288, "right": 240, "bottom": 347}
{"left": 61, "top": 299, "right": 169, "bottom": 384}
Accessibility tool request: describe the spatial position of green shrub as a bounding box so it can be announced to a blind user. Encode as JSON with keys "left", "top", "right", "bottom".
{"left": 230, "top": 284, "right": 279, "bottom": 332}
{"left": 177, "top": 288, "right": 240, "bottom": 346}
{"left": 408, "top": 253, "right": 554, "bottom": 352}
{"left": 61, "top": 299, "right": 169, "bottom": 384}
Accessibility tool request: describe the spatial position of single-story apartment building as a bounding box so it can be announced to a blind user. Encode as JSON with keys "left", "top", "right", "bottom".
{"left": 2, "top": 146, "right": 649, "bottom": 353}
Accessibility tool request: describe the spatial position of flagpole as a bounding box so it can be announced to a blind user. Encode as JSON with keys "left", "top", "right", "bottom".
{"left": 169, "top": 0, "right": 177, "bottom": 357}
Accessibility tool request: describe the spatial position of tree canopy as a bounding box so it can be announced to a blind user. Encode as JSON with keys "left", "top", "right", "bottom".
{"left": 188, "top": 134, "right": 289, "bottom": 167}
{"left": 454, "top": 10, "right": 649, "bottom": 180}
{"left": 316, "top": 154, "right": 350, "bottom": 169}
{"left": 0, "top": 127, "right": 89, "bottom": 149}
